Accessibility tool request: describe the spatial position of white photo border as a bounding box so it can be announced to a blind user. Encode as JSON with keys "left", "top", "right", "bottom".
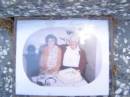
{"left": 15, "top": 16, "right": 114, "bottom": 96}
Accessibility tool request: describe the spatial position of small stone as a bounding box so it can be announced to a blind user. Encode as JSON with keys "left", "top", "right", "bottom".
{"left": 101, "top": 1, "right": 107, "bottom": 7}
{"left": 0, "top": 36, "right": 4, "bottom": 40}
{"left": 4, "top": 67, "right": 7, "bottom": 70}
{"left": 6, "top": 47, "right": 10, "bottom": 51}
{"left": 5, "top": 83, "right": 8, "bottom": 87}
{"left": 77, "top": 5, "right": 82, "bottom": 8}
{"left": 124, "top": 38, "right": 128, "bottom": 44}
{"left": 68, "top": 0, "right": 74, "bottom": 2}
{"left": 0, "top": 46, "right": 2, "bottom": 50}
{"left": 0, "top": 52, "right": 2, "bottom": 56}
{"left": 121, "top": 28, "right": 125, "bottom": 33}
{"left": 124, "top": 86, "right": 130, "bottom": 90}
{"left": 126, "top": 69, "right": 130, "bottom": 73}
{"left": 123, "top": 48, "right": 126, "bottom": 53}
{"left": 120, "top": 83, "right": 125, "bottom": 88}
{"left": 9, "top": 68, "right": 13, "bottom": 73}
{"left": 122, "top": 55, "right": 128, "bottom": 64}
{"left": 5, "top": 40, "right": 9, "bottom": 43}
{"left": 9, "top": 89, "right": 12, "bottom": 93}
{"left": 37, "top": 0, "right": 42, "bottom": 5}
{"left": 1, "top": 55, "right": 5, "bottom": 59}
{"left": 125, "top": 22, "right": 128, "bottom": 26}
{"left": 5, "top": 87, "right": 9, "bottom": 91}
{"left": 120, "top": 0, "right": 127, "bottom": 3}
{"left": 123, "top": 3, "right": 129, "bottom": 7}
{"left": 114, "top": 58, "right": 118, "bottom": 61}
{"left": 115, "top": 95, "right": 120, "bottom": 97}
{"left": 117, "top": 26, "right": 121, "bottom": 30}
{"left": 118, "top": 32, "right": 122, "bottom": 35}
{"left": 115, "top": 52, "right": 118, "bottom": 56}
{"left": 126, "top": 56, "right": 130, "bottom": 59}
{"left": 115, "top": 88, "right": 122, "bottom": 94}
{"left": 7, "top": 61, "right": 11, "bottom": 65}
{"left": 123, "top": 90, "right": 129, "bottom": 95}
{"left": 3, "top": 49, "right": 7, "bottom": 55}
{"left": 123, "top": 13, "right": 128, "bottom": 17}
{"left": 3, "top": 70, "right": 7, "bottom": 73}
{"left": 9, "top": 84, "right": 12, "bottom": 88}
{"left": 116, "top": 80, "right": 121, "bottom": 86}
{"left": 79, "top": 0, "right": 84, "bottom": 1}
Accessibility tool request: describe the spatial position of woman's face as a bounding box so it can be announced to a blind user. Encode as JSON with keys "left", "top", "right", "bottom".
{"left": 47, "top": 38, "right": 55, "bottom": 47}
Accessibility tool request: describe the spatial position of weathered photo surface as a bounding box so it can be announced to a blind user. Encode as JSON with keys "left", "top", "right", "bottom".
{"left": 16, "top": 19, "right": 109, "bottom": 96}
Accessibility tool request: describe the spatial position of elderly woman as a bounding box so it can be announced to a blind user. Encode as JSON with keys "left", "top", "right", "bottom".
{"left": 40, "top": 34, "right": 62, "bottom": 74}
{"left": 61, "top": 35, "right": 87, "bottom": 77}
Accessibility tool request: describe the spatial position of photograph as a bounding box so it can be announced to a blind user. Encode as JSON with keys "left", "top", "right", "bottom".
{"left": 15, "top": 18, "right": 110, "bottom": 96}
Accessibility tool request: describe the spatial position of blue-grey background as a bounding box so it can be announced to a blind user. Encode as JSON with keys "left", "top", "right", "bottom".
{"left": 0, "top": 0, "right": 130, "bottom": 97}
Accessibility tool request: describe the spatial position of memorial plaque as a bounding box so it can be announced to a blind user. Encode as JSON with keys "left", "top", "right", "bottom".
{"left": 15, "top": 17, "right": 113, "bottom": 96}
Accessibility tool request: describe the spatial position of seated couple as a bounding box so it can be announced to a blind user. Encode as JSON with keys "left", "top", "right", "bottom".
{"left": 40, "top": 34, "right": 87, "bottom": 77}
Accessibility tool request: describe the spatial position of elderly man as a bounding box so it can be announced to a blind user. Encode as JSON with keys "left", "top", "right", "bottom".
{"left": 61, "top": 35, "right": 87, "bottom": 77}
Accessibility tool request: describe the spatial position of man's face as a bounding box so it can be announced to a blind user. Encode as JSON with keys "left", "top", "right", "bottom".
{"left": 69, "top": 40, "right": 78, "bottom": 49}
{"left": 47, "top": 38, "right": 55, "bottom": 47}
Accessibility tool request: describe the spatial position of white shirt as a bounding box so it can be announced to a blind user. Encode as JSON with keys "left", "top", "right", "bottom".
{"left": 63, "top": 46, "right": 80, "bottom": 67}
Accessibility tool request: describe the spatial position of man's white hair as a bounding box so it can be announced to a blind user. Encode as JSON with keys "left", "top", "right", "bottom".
{"left": 69, "top": 33, "right": 79, "bottom": 42}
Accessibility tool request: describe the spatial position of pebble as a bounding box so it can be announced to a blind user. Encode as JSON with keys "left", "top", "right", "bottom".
{"left": 7, "top": 61, "right": 11, "bottom": 65}
{"left": 122, "top": 55, "right": 128, "bottom": 64}
{"left": 125, "top": 22, "right": 128, "bottom": 26}
{"left": 3, "top": 70, "right": 7, "bottom": 74}
{"left": 5, "top": 87, "right": 9, "bottom": 91}
{"left": 121, "top": 28, "right": 126, "bottom": 33}
{"left": 115, "top": 88, "right": 122, "bottom": 94}
{"left": 114, "top": 58, "right": 118, "bottom": 61}
{"left": 68, "top": 0, "right": 74, "bottom": 2}
{"left": 124, "top": 86, "right": 129, "bottom": 90}
{"left": 115, "top": 95, "right": 120, "bottom": 97}
{"left": 120, "top": 0, "right": 127, "bottom": 3}
{"left": 124, "top": 38, "right": 128, "bottom": 44}
{"left": 1, "top": 55, "right": 5, "bottom": 59}
{"left": 123, "top": 90, "right": 129, "bottom": 95}
{"left": 126, "top": 69, "right": 130, "bottom": 73}
{"left": 8, "top": 68, "right": 13, "bottom": 73}
{"left": 9, "top": 89, "right": 12, "bottom": 93}
{"left": 116, "top": 80, "right": 121, "bottom": 86}
{"left": 2, "top": 49, "right": 7, "bottom": 55}
{"left": 5, "top": 40, "right": 9, "bottom": 43}
{"left": 120, "top": 83, "right": 126, "bottom": 88}
{"left": 6, "top": 47, "right": 10, "bottom": 51}
{"left": 123, "top": 13, "right": 128, "bottom": 17}
{"left": 5, "top": 83, "right": 9, "bottom": 88}
{"left": 123, "top": 48, "right": 126, "bottom": 53}
{"left": 0, "top": 46, "right": 2, "bottom": 50}
{"left": 126, "top": 56, "right": 130, "bottom": 59}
